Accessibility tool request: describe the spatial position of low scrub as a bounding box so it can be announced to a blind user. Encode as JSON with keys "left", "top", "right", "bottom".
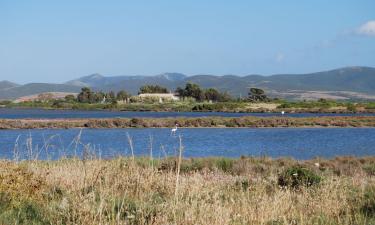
{"left": 278, "top": 166, "right": 322, "bottom": 189}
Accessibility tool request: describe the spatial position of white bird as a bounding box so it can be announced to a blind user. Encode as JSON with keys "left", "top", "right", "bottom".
{"left": 171, "top": 124, "right": 178, "bottom": 135}
{"left": 281, "top": 111, "right": 285, "bottom": 115}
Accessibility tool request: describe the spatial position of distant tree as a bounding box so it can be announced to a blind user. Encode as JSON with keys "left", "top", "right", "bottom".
{"left": 94, "top": 91, "right": 105, "bottom": 103}
{"left": 77, "top": 87, "right": 95, "bottom": 103}
{"left": 218, "top": 91, "right": 232, "bottom": 102}
{"left": 139, "top": 85, "right": 168, "bottom": 94}
{"left": 64, "top": 94, "right": 76, "bottom": 102}
{"left": 176, "top": 83, "right": 233, "bottom": 102}
{"left": 248, "top": 88, "right": 269, "bottom": 102}
{"left": 183, "top": 82, "right": 205, "bottom": 101}
{"left": 116, "top": 90, "right": 131, "bottom": 101}
{"left": 204, "top": 88, "right": 220, "bottom": 102}
{"left": 175, "top": 87, "right": 185, "bottom": 97}
{"left": 108, "top": 91, "right": 116, "bottom": 99}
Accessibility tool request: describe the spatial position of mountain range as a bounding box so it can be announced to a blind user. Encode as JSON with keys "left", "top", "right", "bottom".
{"left": 1, "top": 66, "right": 375, "bottom": 100}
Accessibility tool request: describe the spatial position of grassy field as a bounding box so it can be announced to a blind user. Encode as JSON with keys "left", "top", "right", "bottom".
{"left": 0, "top": 156, "right": 374, "bottom": 224}
{"left": 1, "top": 116, "right": 375, "bottom": 129}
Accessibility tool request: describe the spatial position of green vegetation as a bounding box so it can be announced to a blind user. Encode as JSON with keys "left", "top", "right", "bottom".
{"left": 0, "top": 156, "right": 374, "bottom": 224}
{"left": 278, "top": 166, "right": 322, "bottom": 189}
{"left": 277, "top": 98, "right": 344, "bottom": 109}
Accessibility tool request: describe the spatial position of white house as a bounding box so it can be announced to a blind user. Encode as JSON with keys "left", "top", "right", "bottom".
{"left": 138, "top": 93, "right": 180, "bottom": 101}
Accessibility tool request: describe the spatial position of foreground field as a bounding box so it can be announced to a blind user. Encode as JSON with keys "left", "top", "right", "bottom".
{"left": 0, "top": 156, "right": 374, "bottom": 224}
{"left": 1, "top": 116, "right": 375, "bottom": 129}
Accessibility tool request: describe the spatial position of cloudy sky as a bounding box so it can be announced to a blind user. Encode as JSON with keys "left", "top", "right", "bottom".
{"left": 0, "top": 0, "right": 374, "bottom": 83}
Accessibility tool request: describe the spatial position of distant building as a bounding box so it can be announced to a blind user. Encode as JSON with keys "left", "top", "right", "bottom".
{"left": 138, "top": 93, "right": 180, "bottom": 101}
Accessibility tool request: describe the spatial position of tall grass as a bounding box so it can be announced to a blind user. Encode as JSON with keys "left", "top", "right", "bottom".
{"left": 1, "top": 156, "right": 375, "bottom": 224}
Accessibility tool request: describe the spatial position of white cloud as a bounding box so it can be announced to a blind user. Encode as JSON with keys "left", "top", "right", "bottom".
{"left": 357, "top": 20, "right": 375, "bottom": 37}
{"left": 275, "top": 53, "right": 285, "bottom": 63}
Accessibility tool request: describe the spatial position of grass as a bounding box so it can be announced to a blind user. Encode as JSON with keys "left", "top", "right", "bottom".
{"left": 0, "top": 156, "right": 375, "bottom": 224}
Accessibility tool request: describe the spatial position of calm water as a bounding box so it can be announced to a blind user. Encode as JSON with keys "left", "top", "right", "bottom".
{"left": 0, "top": 108, "right": 374, "bottom": 119}
{"left": 1, "top": 128, "right": 374, "bottom": 160}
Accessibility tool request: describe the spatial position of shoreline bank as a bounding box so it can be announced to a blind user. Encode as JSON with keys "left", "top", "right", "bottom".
{"left": 1, "top": 116, "right": 375, "bottom": 129}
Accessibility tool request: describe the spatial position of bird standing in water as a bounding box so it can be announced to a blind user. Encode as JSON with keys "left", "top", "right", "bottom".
{"left": 171, "top": 124, "right": 178, "bottom": 135}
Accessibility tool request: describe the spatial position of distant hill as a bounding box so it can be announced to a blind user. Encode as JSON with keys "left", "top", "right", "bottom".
{"left": 0, "top": 81, "right": 19, "bottom": 90}
{"left": 0, "top": 83, "right": 81, "bottom": 100}
{"left": 66, "top": 72, "right": 187, "bottom": 94}
{"left": 1, "top": 67, "right": 375, "bottom": 100}
{"left": 183, "top": 67, "right": 375, "bottom": 99}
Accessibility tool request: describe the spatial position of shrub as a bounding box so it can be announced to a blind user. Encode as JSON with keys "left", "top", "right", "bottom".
{"left": 278, "top": 166, "right": 321, "bottom": 189}
{"left": 346, "top": 103, "right": 357, "bottom": 112}
{"left": 215, "top": 158, "right": 234, "bottom": 172}
{"left": 180, "top": 158, "right": 205, "bottom": 172}
{"left": 0, "top": 100, "right": 12, "bottom": 105}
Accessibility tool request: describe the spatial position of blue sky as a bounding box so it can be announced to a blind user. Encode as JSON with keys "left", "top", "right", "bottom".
{"left": 1, "top": 0, "right": 374, "bottom": 83}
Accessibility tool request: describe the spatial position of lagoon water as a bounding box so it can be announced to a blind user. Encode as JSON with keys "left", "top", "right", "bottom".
{"left": 0, "top": 128, "right": 374, "bottom": 160}
{"left": 1, "top": 108, "right": 375, "bottom": 119}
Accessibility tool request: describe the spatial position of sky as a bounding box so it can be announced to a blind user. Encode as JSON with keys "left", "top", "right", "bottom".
{"left": 0, "top": 0, "right": 375, "bottom": 84}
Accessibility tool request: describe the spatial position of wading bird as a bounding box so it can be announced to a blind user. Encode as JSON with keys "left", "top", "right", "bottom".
{"left": 171, "top": 124, "right": 178, "bottom": 135}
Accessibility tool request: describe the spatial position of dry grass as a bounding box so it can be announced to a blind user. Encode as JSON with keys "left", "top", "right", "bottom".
{"left": 0, "top": 156, "right": 374, "bottom": 224}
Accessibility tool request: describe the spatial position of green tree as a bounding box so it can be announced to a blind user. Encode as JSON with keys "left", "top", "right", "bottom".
{"left": 77, "top": 87, "right": 95, "bottom": 103}
{"left": 94, "top": 91, "right": 105, "bottom": 103}
{"left": 64, "top": 94, "right": 76, "bottom": 102}
{"left": 176, "top": 83, "right": 232, "bottom": 102}
{"left": 184, "top": 82, "right": 205, "bottom": 101}
{"left": 116, "top": 90, "right": 131, "bottom": 101}
{"left": 204, "top": 88, "right": 220, "bottom": 101}
{"left": 218, "top": 91, "right": 232, "bottom": 102}
{"left": 175, "top": 87, "right": 185, "bottom": 97}
{"left": 248, "top": 87, "right": 269, "bottom": 102}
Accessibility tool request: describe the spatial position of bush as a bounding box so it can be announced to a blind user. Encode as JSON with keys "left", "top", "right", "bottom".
{"left": 278, "top": 166, "right": 321, "bottom": 189}
{"left": 215, "top": 158, "right": 234, "bottom": 172}
{"left": 346, "top": 103, "right": 357, "bottom": 112}
{"left": 0, "top": 100, "right": 12, "bottom": 105}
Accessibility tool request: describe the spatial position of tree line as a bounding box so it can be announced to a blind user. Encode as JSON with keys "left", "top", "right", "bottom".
{"left": 68, "top": 83, "right": 269, "bottom": 103}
